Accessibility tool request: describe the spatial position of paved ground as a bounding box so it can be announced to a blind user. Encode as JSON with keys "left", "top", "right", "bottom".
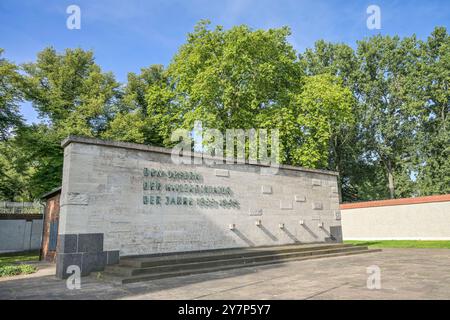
{"left": 1, "top": 249, "right": 450, "bottom": 300}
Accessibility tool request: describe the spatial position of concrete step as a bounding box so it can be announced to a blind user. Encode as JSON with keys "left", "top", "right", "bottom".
{"left": 118, "top": 248, "right": 382, "bottom": 284}
{"left": 118, "top": 243, "right": 355, "bottom": 268}
{"left": 105, "top": 245, "right": 370, "bottom": 277}
{"left": 102, "top": 244, "right": 382, "bottom": 284}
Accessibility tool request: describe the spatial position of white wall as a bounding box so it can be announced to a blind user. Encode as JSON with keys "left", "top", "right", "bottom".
{"left": 341, "top": 201, "right": 450, "bottom": 240}
{"left": 0, "top": 219, "right": 43, "bottom": 253}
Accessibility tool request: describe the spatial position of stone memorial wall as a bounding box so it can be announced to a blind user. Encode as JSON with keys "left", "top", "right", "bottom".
{"left": 56, "top": 136, "right": 341, "bottom": 278}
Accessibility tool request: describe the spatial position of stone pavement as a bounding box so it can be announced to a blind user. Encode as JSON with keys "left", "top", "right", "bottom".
{"left": 1, "top": 249, "right": 450, "bottom": 300}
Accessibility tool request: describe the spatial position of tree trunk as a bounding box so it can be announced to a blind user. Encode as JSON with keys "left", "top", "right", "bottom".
{"left": 386, "top": 159, "right": 395, "bottom": 199}
{"left": 331, "top": 135, "right": 343, "bottom": 203}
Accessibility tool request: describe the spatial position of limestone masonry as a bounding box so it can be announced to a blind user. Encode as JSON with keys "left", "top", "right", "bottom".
{"left": 56, "top": 136, "right": 342, "bottom": 278}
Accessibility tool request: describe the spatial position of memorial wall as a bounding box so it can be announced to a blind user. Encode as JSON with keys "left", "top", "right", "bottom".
{"left": 56, "top": 136, "right": 342, "bottom": 278}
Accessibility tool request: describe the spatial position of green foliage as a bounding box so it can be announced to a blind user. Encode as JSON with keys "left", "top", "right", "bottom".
{"left": 0, "top": 251, "right": 38, "bottom": 277}
{"left": 102, "top": 111, "right": 145, "bottom": 143}
{"left": 165, "top": 21, "right": 303, "bottom": 131}
{"left": 0, "top": 264, "right": 37, "bottom": 277}
{"left": 0, "top": 124, "right": 63, "bottom": 201}
{"left": 103, "top": 64, "right": 170, "bottom": 146}
{"left": 411, "top": 27, "right": 450, "bottom": 196}
{"left": 0, "top": 25, "right": 448, "bottom": 202}
{"left": 14, "top": 125, "right": 64, "bottom": 199}
{"left": 0, "top": 48, "right": 121, "bottom": 200}
{"left": 301, "top": 28, "right": 449, "bottom": 200}
{"left": 22, "top": 47, "right": 120, "bottom": 136}
{"left": 291, "top": 74, "right": 354, "bottom": 168}
{"left": 123, "top": 65, "right": 165, "bottom": 115}
{"left": 144, "top": 79, "right": 177, "bottom": 146}
{"left": 354, "top": 35, "right": 419, "bottom": 198}
{"left": 0, "top": 141, "right": 32, "bottom": 201}
{"left": 0, "top": 49, "right": 23, "bottom": 141}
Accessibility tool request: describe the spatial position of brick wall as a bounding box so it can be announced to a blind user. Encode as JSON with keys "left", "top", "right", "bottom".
{"left": 41, "top": 192, "right": 61, "bottom": 262}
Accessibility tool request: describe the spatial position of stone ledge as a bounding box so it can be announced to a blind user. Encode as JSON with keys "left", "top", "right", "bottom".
{"left": 61, "top": 136, "right": 339, "bottom": 177}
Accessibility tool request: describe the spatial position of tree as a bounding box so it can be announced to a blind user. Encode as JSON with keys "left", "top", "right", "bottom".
{"left": 298, "top": 32, "right": 447, "bottom": 201}
{"left": 103, "top": 65, "right": 169, "bottom": 146}
{"left": 299, "top": 41, "right": 374, "bottom": 201}
{"left": 0, "top": 50, "right": 27, "bottom": 201}
{"left": 0, "top": 141, "right": 30, "bottom": 201}
{"left": 289, "top": 74, "right": 354, "bottom": 170}
{"left": 0, "top": 49, "right": 23, "bottom": 141}
{"left": 412, "top": 27, "right": 450, "bottom": 195}
{"left": 148, "top": 20, "right": 305, "bottom": 159}
{"left": 2, "top": 24, "right": 447, "bottom": 202}
{"left": 167, "top": 21, "right": 302, "bottom": 128}
{"left": 14, "top": 125, "right": 64, "bottom": 199}
{"left": 0, "top": 125, "right": 62, "bottom": 201}
{"left": 122, "top": 65, "right": 165, "bottom": 115}
{"left": 300, "top": 40, "right": 358, "bottom": 87}
{"left": 355, "top": 35, "right": 422, "bottom": 198}
{"left": 7, "top": 47, "right": 122, "bottom": 200}
{"left": 22, "top": 47, "right": 120, "bottom": 137}
{"left": 102, "top": 111, "right": 146, "bottom": 144}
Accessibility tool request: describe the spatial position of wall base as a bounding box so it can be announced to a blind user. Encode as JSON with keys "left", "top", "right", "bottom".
{"left": 56, "top": 233, "right": 119, "bottom": 279}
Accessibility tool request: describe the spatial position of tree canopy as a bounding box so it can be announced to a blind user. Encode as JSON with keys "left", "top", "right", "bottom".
{"left": 0, "top": 49, "right": 23, "bottom": 141}
{"left": 0, "top": 22, "right": 448, "bottom": 202}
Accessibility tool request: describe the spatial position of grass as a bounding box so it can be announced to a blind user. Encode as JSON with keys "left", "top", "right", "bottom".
{"left": 345, "top": 240, "right": 450, "bottom": 249}
{"left": 0, "top": 250, "right": 40, "bottom": 265}
{"left": 0, "top": 250, "right": 39, "bottom": 278}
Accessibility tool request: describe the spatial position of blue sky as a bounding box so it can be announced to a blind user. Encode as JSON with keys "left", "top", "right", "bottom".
{"left": 1, "top": 0, "right": 449, "bottom": 123}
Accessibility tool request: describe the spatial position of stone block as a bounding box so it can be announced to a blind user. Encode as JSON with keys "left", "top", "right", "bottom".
{"left": 64, "top": 192, "right": 89, "bottom": 205}
{"left": 249, "top": 208, "right": 263, "bottom": 216}
{"left": 81, "top": 252, "right": 107, "bottom": 275}
{"left": 106, "top": 250, "right": 120, "bottom": 265}
{"left": 57, "top": 234, "right": 78, "bottom": 253}
{"left": 78, "top": 233, "right": 104, "bottom": 253}
{"left": 295, "top": 195, "right": 306, "bottom": 202}
{"left": 330, "top": 226, "right": 343, "bottom": 242}
{"left": 280, "top": 200, "right": 293, "bottom": 210}
{"left": 312, "top": 202, "right": 323, "bottom": 210}
{"left": 56, "top": 253, "right": 82, "bottom": 279}
{"left": 261, "top": 185, "right": 273, "bottom": 194}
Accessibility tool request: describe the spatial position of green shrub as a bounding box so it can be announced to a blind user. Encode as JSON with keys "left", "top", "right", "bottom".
{"left": 0, "top": 264, "right": 37, "bottom": 277}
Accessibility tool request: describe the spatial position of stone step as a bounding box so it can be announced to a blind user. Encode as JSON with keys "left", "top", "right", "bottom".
{"left": 118, "top": 248, "right": 382, "bottom": 284}
{"left": 118, "top": 243, "right": 355, "bottom": 268}
{"left": 105, "top": 245, "right": 370, "bottom": 277}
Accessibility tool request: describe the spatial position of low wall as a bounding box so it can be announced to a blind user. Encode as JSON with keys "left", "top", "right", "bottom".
{"left": 341, "top": 195, "right": 450, "bottom": 240}
{"left": 0, "top": 215, "right": 43, "bottom": 253}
